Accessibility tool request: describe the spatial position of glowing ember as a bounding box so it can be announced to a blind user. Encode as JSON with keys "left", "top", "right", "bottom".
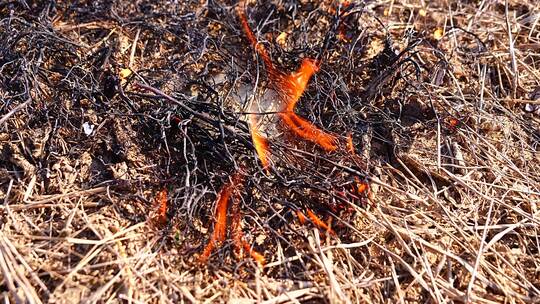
{"left": 232, "top": 207, "right": 266, "bottom": 267}
{"left": 199, "top": 174, "right": 242, "bottom": 263}
{"left": 152, "top": 188, "right": 168, "bottom": 227}
{"left": 199, "top": 173, "right": 263, "bottom": 266}
{"left": 236, "top": 4, "right": 275, "bottom": 75}
{"left": 241, "top": 238, "right": 266, "bottom": 267}
{"left": 280, "top": 111, "right": 338, "bottom": 151}
{"left": 306, "top": 209, "right": 335, "bottom": 235}
{"left": 279, "top": 59, "right": 338, "bottom": 151}
{"left": 237, "top": 1, "right": 338, "bottom": 163}
{"left": 346, "top": 133, "right": 355, "bottom": 154}
{"left": 336, "top": 1, "right": 353, "bottom": 42}
{"left": 223, "top": 2, "right": 368, "bottom": 262}
{"left": 296, "top": 209, "right": 335, "bottom": 235}
{"left": 347, "top": 133, "right": 370, "bottom": 196}
{"left": 249, "top": 114, "right": 270, "bottom": 170}
{"left": 355, "top": 177, "right": 369, "bottom": 194}
{"left": 282, "top": 58, "right": 320, "bottom": 110}
{"left": 296, "top": 209, "right": 307, "bottom": 225}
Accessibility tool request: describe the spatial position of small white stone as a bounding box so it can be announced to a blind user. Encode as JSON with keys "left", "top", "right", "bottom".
{"left": 82, "top": 122, "right": 94, "bottom": 136}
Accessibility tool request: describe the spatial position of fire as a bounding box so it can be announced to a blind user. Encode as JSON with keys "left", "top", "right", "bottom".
{"left": 346, "top": 132, "right": 355, "bottom": 154}
{"left": 280, "top": 111, "right": 338, "bottom": 151}
{"left": 306, "top": 209, "right": 335, "bottom": 235}
{"left": 282, "top": 58, "right": 320, "bottom": 109}
{"left": 336, "top": 1, "right": 353, "bottom": 42}
{"left": 249, "top": 114, "right": 270, "bottom": 170}
{"left": 296, "top": 209, "right": 307, "bottom": 225}
{"left": 232, "top": 206, "right": 266, "bottom": 267}
{"left": 152, "top": 188, "right": 168, "bottom": 227}
{"left": 191, "top": 2, "right": 367, "bottom": 261}
{"left": 279, "top": 59, "right": 338, "bottom": 151}
{"left": 199, "top": 172, "right": 264, "bottom": 266}
{"left": 236, "top": 3, "right": 275, "bottom": 75}
{"left": 356, "top": 179, "right": 369, "bottom": 194}
{"left": 199, "top": 174, "right": 241, "bottom": 264}
{"left": 347, "top": 133, "right": 370, "bottom": 196}
{"left": 237, "top": 1, "right": 338, "bottom": 166}
{"left": 295, "top": 209, "right": 335, "bottom": 235}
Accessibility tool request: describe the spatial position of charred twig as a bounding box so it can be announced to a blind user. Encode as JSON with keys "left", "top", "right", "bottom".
{"left": 0, "top": 97, "right": 31, "bottom": 127}
{"left": 133, "top": 81, "right": 251, "bottom": 144}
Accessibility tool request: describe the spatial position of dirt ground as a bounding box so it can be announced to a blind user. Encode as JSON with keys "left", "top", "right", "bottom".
{"left": 1, "top": 0, "right": 540, "bottom": 303}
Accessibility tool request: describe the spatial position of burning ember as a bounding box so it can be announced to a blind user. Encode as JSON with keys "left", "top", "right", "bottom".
{"left": 249, "top": 114, "right": 271, "bottom": 170}
{"left": 197, "top": 1, "right": 368, "bottom": 266}
{"left": 199, "top": 172, "right": 241, "bottom": 264}
{"left": 199, "top": 171, "right": 264, "bottom": 266}
{"left": 237, "top": 1, "right": 338, "bottom": 169}
{"left": 296, "top": 209, "right": 336, "bottom": 235}
{"left": 151, "top": 188, "right": 168, "bottom": 228}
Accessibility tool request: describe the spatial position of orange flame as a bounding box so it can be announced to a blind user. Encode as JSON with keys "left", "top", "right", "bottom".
{"left": 152, "top": 188, "right": 168, "bottom": 227}
{"left": 306, "top": 209, "right": 335, "bottom": 235}
{"left": 231, "top": 207, "right": 266, "bottom": 267}
{"left": 199, "top": 172, "right": 265, "bottom": 266}
{"left": 346, "top": 133, "right": 370, "bottom": 195}
{"left": 280, "top": 112, "right": 338, "bottom": 151}
{"left": 278, "top": 57, "right": 338, "bottom": 151}
{"left": 199, "top": 173, "right": 243, "bottom": 264}
{"left": 283, "top": 58, "right": 320, "bottom": 110}
{"left": 237, "top": 2, "right": 274, "bottom": 169}
{"left": 296, "top": 209, "right": 335, "bottom": 235}
{"left": 279, "top": 59, "right": 338, "bottom": 151}
{"left": 352, "top": 175, "right": 369, "bottom": 195}
{"left": 237, "top": 1, "right": 338, "bottom": 157}
{"left": 243, "top": 241, "right": 266, "bottom": 267}
{"left": 236, "top": 2, "right": 275, "bottom": 75}
{"left": 346, "top": 132, "right": 355, "bottom": 154}
{"left": 356, "top": 179, "right": 369, "bottom": 194}
{"left": 296, "top": 209, "right": 307, "bottom": 225}
{"left": 249, "top": 114, "right": 270, "bottom": 170}
{"left": 337, "top": 1, "right": 353, "bottom": 42}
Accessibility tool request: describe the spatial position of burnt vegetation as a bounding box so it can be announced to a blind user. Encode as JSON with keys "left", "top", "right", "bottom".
{"left": 1, "top": 0, "right": 540, "bottom": 303}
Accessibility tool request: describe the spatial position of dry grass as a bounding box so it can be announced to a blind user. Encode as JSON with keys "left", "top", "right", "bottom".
{"left": 1, "top": 0, "right": 540, "bottom": 303}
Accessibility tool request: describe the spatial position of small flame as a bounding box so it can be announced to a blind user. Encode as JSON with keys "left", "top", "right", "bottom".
{"left": 347, "top": 133, "right": 370, "bottom": 195}
{"left": 238, "top": 2, "right": 275, "bottom": 169}
{"left": 283, "top": 58, "right": 320, "bottom": 110}
{"left": 353, "top": 176, "right": 369, "bottom": 195}
{"left": 336, "top": 1, "right": 353, "bottom": 42}
{"left": 281, "top": 61, "right": 339, "bottom": 150}
{"left": 199, "top": 173, "right": 243, "bottom": 263}
{"left": 279, "top": 59, "right": 338, "bottom": 151}
{"left": 356, "top": 179, "right": 369, "bottom": 194}
{"left": 152, "top": 188, "right": 168, "bottom": 227}
{"left": 296, "top": 209, "right": 307, "bottom": 225}
{"left": 244, "top": 242, "right": 266, "bottom": 267}
{"left": 306, "top": 209, "right": 335, "bottom": 235}
{"left": 237, "top": 1, "right": 338, "bottom": 156}
{"left": 296, "top": 209, "right": 335, "bottom": 235}
{"left": 249, "top": 114, "right": 270, "bottom": 170}
{"left": 236, "top": 2, "right": 275, "bottom": 75}
{"left": 232, "top": 208, "right": 266, "bottom": 267}
{"left": 280, "top": 112, "right": 338, "bottom": 151}
{"left": 346, "top": 132, "right": 355, "bottom": 154}
{"left": 200, "top": 172, "right": 264, "bottom": 266}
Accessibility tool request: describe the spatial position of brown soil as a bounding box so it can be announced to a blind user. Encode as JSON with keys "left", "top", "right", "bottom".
{"left": 1, "top": 0, "right": 539, "bottom": 303}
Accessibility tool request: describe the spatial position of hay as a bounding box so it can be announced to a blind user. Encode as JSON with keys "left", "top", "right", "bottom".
{"left": 1, "top": 0, "right": 539, "bottom": 302}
